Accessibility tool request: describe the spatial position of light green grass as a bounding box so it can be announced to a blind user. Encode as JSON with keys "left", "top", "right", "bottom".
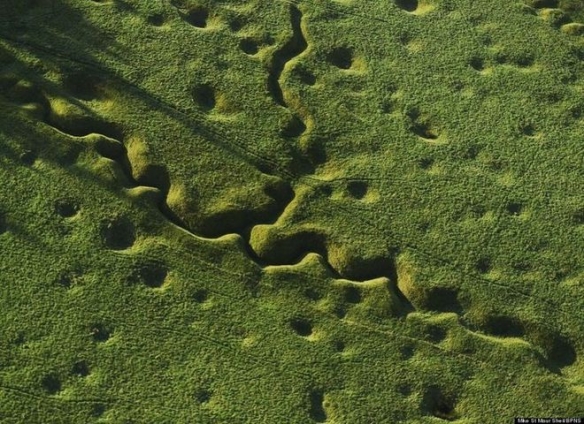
{"left": 0, "top": 0, "right": 583, "bottom": 422}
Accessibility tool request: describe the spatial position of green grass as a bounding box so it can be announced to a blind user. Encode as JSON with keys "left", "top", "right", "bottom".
{"left": 0, "top": 0, "right": 583, "bottom": 422}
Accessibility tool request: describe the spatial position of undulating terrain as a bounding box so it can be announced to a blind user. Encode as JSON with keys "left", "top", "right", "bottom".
{"left": 0, "top": 0, "right": 583, "bottom": 422}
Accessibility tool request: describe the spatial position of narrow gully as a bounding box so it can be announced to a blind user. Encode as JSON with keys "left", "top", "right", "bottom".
{"left": 267, "top": 4, "right": 308, "bottom": 108}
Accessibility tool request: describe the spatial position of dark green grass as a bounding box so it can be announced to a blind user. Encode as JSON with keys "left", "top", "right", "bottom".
{"left": 0, "top": 0, "right": 583, "bottom": 422}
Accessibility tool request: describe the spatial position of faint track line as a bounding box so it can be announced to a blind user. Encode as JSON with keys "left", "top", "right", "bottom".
{"left": 0, "top": 2, "right": 580, "bottom": 402}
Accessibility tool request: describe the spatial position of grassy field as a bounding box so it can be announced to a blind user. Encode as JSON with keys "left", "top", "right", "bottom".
{"left": 0, "top": 0, "right": 583, "bottom": 422}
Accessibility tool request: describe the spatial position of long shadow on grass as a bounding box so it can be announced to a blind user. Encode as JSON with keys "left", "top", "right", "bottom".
{"left": 0, "top": 0, "right": 581, "bottom": 352}
{"left": 0, "top": 0, "right": 126, "bottom": 64}
{"left": 0, "top": 1, "right": 312, "bottom": 181}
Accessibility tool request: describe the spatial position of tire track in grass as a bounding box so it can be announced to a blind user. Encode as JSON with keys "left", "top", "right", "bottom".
{"left": 0, "top": 383, "right": 117, "bottom": 417}
{"left": 0, "top": 5, "right": 579, "bottom": 423}
{"left": 5, "top": 0, "right": 582, "bottom": 184}
{"left": 0, "top": 382, "right": 195, "bottom": 420}
{"left": 267, "top": 0, "right": 584, "bottom": 331}
{"left": 1, "top": 0, "right": 581, "bottom": 390}
{"left": 25, "top": 123, "right": 584, "bottom": 384}
{"left": 1, "top": 13, "right": 566, "bottom": 332}
{"left": 0, "top": 284, "right": 564, "bottom": 420}
{"left": 4, "top": 50, "right": 580, "bottom": 367}
{"left": 0, "top": 31, "right": 299, "bottom": 182}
